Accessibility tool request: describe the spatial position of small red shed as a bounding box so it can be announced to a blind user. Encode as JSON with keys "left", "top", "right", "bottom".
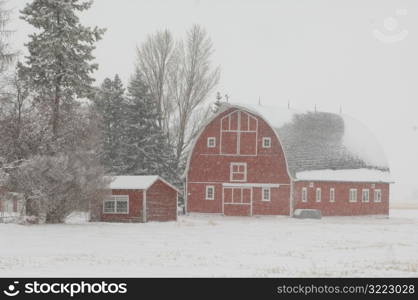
{"left": 92, "top": 176, "right": 179, "bottom": 223}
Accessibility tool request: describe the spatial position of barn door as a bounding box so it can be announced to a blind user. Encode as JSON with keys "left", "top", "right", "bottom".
{"left": 223, "top": 187, "right": 252, "bottom": 216}
{"left": 220, "top": 111, "right": 257, "bottom": 155}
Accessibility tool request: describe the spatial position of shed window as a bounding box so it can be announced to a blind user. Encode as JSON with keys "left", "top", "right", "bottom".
{"left": 103, "top": 195, "right": 129, "bottom": 214}
{"left": 262, "top": 188, "right": 271, "bottom": 201}
{"left": 206, "top": 186, "right": 215, "bottom": 200}
{"left": 230, "top": 163, "right": 247, "bottom": 182}
{"left": 207, "top": 137, "right": 216, "bottom": 148}
{"left": 262, "top": 137, "right": 271, "bottom": 148}
{"left": 301, "top": 187, "right": 308, "bottom": 203}
{"left": 349, "top": 189, "right": 357, "bottom": 203}
{"left": 329, "top": 188, "right": 335, "bottom": 202}
{"left": 362, "top": 189, "right": 369, "bottom": 203}
{"left": 315, "top": 188, "right": 321, "bottom": 202}
{"left": 374, "top": 189, "right": 382, "bottom": 202}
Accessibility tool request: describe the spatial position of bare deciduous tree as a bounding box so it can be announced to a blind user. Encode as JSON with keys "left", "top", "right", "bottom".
{"left": 136, "top": 25, "right": 220, "bottom": 171}
{"left": 136, "top": 30, "right": 175, "bottom": 137}
{"left": 169, "top": 25, "right": 220, "bottom": 167}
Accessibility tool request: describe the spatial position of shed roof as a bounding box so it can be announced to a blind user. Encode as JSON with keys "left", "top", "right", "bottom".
{"left": 105, "top": 175, "right": 179, "bottom": 192}
{"left": 221, "top": 103, "right": 391, "bottom": 182}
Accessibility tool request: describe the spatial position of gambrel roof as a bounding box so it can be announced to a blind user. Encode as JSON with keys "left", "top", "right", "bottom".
{"left": 221, "top": 103, "right": 391, "bottom": 182}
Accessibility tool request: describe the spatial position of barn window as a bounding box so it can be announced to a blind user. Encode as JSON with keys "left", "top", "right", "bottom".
{"left": 374, "top": 189, "right": 382, "bottom": 202}
{"left": 329, "top": 188, "right": 335, "bottom": 202}
{"left": 362, "top": 189, "right": 370, "bottom": 203}
{"left": 207, "top": 137, "right": 216, "bottom": 148}
{"left": 230, "top": 163, "right": 247, "bottom": 182}
{"left": 301, "top": 187, "right": 308, "bottom": 203}
{"left": 206, "top": 186, "right": 215, "bottom": 200}
{"left": 315, "top": 188, "right": 321, "bottom": 202}
{"left": 103, "top": 201, "right": 115, "bottom": 213}
{"left": 262, "top": 188, "right": 271, "bottom": 201}
{"left": 349, "top": 189, "right": 357, "bottom": 203}
{"left": 103, "top": 195, "right": 129, "bottom": 214}
{"left": 262, "top": 137, "right": 271, "bottom": 148}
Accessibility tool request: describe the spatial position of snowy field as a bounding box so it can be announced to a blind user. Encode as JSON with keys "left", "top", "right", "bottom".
{"left": 0, "top": 209, "right": 418, "bottom": 277}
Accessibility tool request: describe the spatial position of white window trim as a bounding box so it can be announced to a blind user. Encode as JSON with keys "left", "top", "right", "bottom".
{"left": 302, "top": 187, "right": 308, "bottom": 203}
{"left": 315, "top": 187, "right": 321, "bottom": 202}
{"left": 103, "top": 195, "right": 129, "bottom": 214}
{"left": 230, "top": 162, "right": 247, "bottom": 182}
{"left": 206, "top": 185, "right": 215, "bottom": 200}
{"left": 349, "top": 188, "right": 357, "bottom": 203}
{"left": 262, "top": 137, "right": 271, "bottom": 148}
{"left": 362, "top": 189, "right": 370, "bottom": 203}
{"left": 329, "top": 188, "right": 335, "bottom": 203}
{"left": 262, "top": 187, "right": 271, "bottom": 201}
{"left": 207, "top": 137, "right": 216, "bottom": 148}
{"left": 374, "top": 189, "right": 382, "bottom": 203}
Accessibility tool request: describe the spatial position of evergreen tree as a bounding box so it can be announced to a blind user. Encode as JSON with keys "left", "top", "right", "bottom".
{"left": 123, "top": 69, "right": 176, "bottom": 182}
{"left": 93, "top": 75, "right": 126, "bottom": 174}
{"left": 20, "top": 0, "right": 105, "bottom": 138}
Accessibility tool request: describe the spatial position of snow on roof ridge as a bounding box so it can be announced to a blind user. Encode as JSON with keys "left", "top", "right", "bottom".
{"left": 340, "top": 114, "right": 389, "bottom": 169}
{"left": 223, "top": 102, "right": 304, "bottom": 128}
{"left": 104, "top": 175, "right": 180, "bottom": 192}
{"left": 105, "top": 175, "right": 159, "bottom": 190}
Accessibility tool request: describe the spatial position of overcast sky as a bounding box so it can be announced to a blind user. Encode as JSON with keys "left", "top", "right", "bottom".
{"left": 8, "top": 0, "right": 418, "bottom": 202}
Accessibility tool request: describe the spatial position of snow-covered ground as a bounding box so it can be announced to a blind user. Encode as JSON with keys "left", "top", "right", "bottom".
{"left": 0, "top": 209, "right": 417, "bottom": 277}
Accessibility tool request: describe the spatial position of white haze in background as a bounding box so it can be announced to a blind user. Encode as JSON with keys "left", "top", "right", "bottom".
{"left": 8, "top": 0, "right": 418, "bottom": 204}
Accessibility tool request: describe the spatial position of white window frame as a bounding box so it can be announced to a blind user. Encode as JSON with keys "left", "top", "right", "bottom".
{"left": 262, "top": 137, "right": 271, "bottom": 148}
{"left": 374, "top": 189, "right": 382, "bottom": 203}
{"left": 315, "top": 187, "right": 321, "bottom": 202}
{"left": 103, "top": 195, "right": 129, "bottom": 214}
{"left": 301, "top": 187, "right": 308, "bottom": 203}
{"left": 230, "top": 162, "right": 247, "bottom": 182}
{"left": 362, "top": 189, "right": 370, "bottom": 203}
{"left": 206, "top": 185, "right": 215, "bottom": 200}
{"left": 349, "top": 188, "right": 357, "bottom": 203}
{"left": 207, "top": 137, "right": 216, "bottom": 148}
{"left": 262, "top": 188, "right": 271, "bottom": 201}
{"left": 329, "top": 188, "right": 335, "bottom": 203}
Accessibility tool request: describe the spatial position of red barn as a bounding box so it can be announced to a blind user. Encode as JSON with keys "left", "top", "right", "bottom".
{"left": 91, "top": 176, "right": 179, "bottom": 222}
{"left": 185, "top": 103, "right": 391, "bottom": 216}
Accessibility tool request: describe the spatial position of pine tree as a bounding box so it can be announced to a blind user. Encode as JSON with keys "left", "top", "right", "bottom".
{"left": 20, "top": 0, "right": 105, "bottom": 138}
{"left": 122, "top": 69, "right": 177, "bottom": 182}
{"left": 93, "top": 75, "right": 126, "bottom": 174}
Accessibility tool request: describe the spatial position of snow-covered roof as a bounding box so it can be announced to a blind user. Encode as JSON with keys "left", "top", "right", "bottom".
{"left": 222, "top": 103, "right": 390, "bottom": 180}
{"left": 105, "top": 175, "right": 179, "bottom": 192}
{"left": 295, "top": 169, "right": 392, "bottom": 183}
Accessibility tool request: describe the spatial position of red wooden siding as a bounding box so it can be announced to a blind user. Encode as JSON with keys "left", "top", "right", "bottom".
{"left": 293, "top": 181, "right": 389, "bottom": 216}
{"left": 252, "top": 186, "right": 291, "bottom": 215}
{"left": 147, "top": 179, "right": 178, "bottom": 222}
{"left": 187, "top": 183, "right": 223, "bottom": 213}
{"left": 100, "top": 190, "right": 144, "bottom": 222}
